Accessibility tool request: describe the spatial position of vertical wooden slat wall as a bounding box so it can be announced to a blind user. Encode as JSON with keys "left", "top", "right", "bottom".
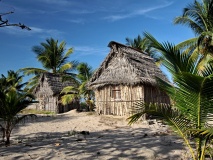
{"left": 94, "top": 85, "right": 146, "bottom": 116}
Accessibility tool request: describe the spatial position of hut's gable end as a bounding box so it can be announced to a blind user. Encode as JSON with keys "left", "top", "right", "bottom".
{"left": 33, "top": 75, "right": 57, "bottom": 112}
{"left": 35, "top": 75, "right": 54, "bottom": 97}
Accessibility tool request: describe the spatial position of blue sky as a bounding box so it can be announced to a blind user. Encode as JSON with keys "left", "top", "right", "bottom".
{"left": 0, "top": 0, "right": 194, "bottom": 80}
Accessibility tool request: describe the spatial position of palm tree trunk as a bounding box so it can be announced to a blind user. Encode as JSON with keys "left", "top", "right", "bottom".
{"left": 1, "top": 127, "right": 5, "bottom": 142}
{"left": 5, "top": 122, "right": 11, "bottom": 145}
{"left": 5, "top": 136, "right": 10, "bottom": 145}
{"left": 5, "top": 129, "right": 11, "bottom": 145}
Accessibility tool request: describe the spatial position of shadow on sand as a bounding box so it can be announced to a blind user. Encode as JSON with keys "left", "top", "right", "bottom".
{"left": 0, "top": 119, "right": 189, "bottom": 160}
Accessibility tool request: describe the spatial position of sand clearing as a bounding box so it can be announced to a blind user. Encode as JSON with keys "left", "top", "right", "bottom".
{"left": 0, "top": 110, "right": 189, "bottom": 160}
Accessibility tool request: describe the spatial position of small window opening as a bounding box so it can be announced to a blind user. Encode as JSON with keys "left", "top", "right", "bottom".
{"left": 110, "top": 86, "right": 121, "bottom": 99}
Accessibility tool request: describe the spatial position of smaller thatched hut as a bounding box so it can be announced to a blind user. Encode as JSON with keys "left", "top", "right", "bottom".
{"left": 33, "top": 73, "right": 79, "bottom": 113}
{"left": 87, "top": 41, "right": 170, "bottom": 116}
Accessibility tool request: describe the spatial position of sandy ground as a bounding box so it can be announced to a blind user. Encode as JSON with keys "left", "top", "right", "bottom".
{"left": 0, "top": 110, "right": 190, "bottom": 160}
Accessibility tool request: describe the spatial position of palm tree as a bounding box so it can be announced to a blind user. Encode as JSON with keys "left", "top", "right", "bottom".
{"left": 126, "top": 35, "right": 161, "bottom": 65}
{"left": 0, "top": 90, "right": 36, "bottom": 145}
{"left": 77, "top": 63, "right": 94, "bottom": 99}
{"left": 0, "top": 71, "right": 36, "bottom": 145}
{"left": 20, "top": 38, "right": 78, "bottom": 91}
{"left": 61, "top": 62, "right": 94, "bottom": 111}
{"left": 77, "top": 63, "right": 94, "bottom": 111}
{"left": 1, "top": 70, "right": 28, "bottom": 92}
{"left": 126, "top": 35, "right": 144, "bottom": 50}
{"left": 174, "top": 0, "right": 213, "bottom": 55}
{"left": 128, "top": 33, "right": 213, "bottom": 160}
{"left": 174, "top": 0, "right": 213, "bottom": 35}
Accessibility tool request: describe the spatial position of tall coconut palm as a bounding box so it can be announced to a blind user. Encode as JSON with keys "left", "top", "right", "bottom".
{"left": 21, "top": 38, "right": 78, "bottom": 91}
{"left": 61, "top": 62, "right": 94, "bottom": 111}
{"left": 0, "top": 71, "right": 36, "bottom": 145}
{"left": 128, "top": 33, "right": 213, "bottom": 160}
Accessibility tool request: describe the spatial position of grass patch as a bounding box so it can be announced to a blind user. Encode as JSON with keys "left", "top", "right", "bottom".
{"left": 21, "top": 109, "right": 55, "bottom": 115}
{"left": 86, "top": 111, "right": 96, "bottom": 116}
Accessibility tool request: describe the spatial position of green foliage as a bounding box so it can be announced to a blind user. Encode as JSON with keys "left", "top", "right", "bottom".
{"left": 173, "top": 0, "right": 213, "bottom": 36}
{"left": 60, "top": 86, "right": 79, "bottom": 105}
{"left": 174, "top": 0, "right": 213, "bottom": 67}
{"left": 125, "top": 34, "right": 162, "bottom": 65}
{"left": 61, "top": 62, "right": 94, "bottom": 111}
{"left": 128, "top": 34, "right": 213, "bottom": 160}
{"left": 0, "top": 71, "right": 37, "bottom": 145}
{"left": 80, "top": 102, "right": 88, "bottom": 109}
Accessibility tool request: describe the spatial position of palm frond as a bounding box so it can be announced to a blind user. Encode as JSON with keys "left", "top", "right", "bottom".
{"left": 61, "top": 94, "right": 78, "bottom": 105}
{"left": 63, "top": 47, "right": 73, "bottom": 59}
{"left": 128, "top": 101, "right": 192, "bottom": 136}
{"left": 173, "top": 72, "right": 213, "bottom": 126}
{"left": 189, "top": 127, "right": 213, "bottom": 139}
{"left": 144, "top": 32, "right": 199, "bottom": 75}
{"left": 19, "top": 68, "right": 47, "bottom": 75}
{"left": 128, "top": 101, "right": 196, "bottom": 158}
{"left": 176, "top": 37, "right": 198, "bottom": 50}
{"left": 61, "top": 86, "right": 78, "bottom": 94}
{"left": 58, "top": 62, "right": 73, "bottom": 73}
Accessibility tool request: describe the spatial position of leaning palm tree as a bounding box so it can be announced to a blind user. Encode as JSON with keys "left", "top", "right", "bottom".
{"left": 0, "top": 71, "right": 36, "bottom": 145}
{"left": 20, "top": 38, "right": 78, "bottom": 91}
{"left": 128, "top": 33, "right": 213, "bottom": 160}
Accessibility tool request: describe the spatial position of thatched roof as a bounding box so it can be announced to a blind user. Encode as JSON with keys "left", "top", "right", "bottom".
{"left": 87, "top": 41, "right": 168, "bottom": 89}
{"left": 35, "top": 72, "right": 77, "bottom": 96}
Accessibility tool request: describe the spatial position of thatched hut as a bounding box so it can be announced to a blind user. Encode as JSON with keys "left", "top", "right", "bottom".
{"left": 87, "top": 41, "right": 170, "bottom": 116}
{"left": 33, "top": 73, "right": 80, "bottom": 113}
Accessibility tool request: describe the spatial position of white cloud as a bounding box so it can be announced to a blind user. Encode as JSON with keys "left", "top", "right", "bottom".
{"left": 67, "top": 19, "right": 85, "bottom": 24}
{"left": 30, "top": 27, "right": 64, "bottom": 35}
{"left": 39, "top": 0, "right": 71, "bottom": 6}
{"left": 104, "top": 1, "right": 173, "bottom": 21}
{"left": 73, "top": 46, "right": 108, "bottom": 56}
{"left": 0, "top": 26, "right": 64, "bottom": 38}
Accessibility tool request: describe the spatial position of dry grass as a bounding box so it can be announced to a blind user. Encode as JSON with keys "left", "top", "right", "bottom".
{"left": 20, "top": 109, "right": 55, "bottom": 115}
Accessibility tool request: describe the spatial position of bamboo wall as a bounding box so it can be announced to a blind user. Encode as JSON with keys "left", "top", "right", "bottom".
{"left": 95, "top": 85, "right": 144, "bottom": 116}
{"left": 95, "top": 85, "right": 170, "bottom": 116}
